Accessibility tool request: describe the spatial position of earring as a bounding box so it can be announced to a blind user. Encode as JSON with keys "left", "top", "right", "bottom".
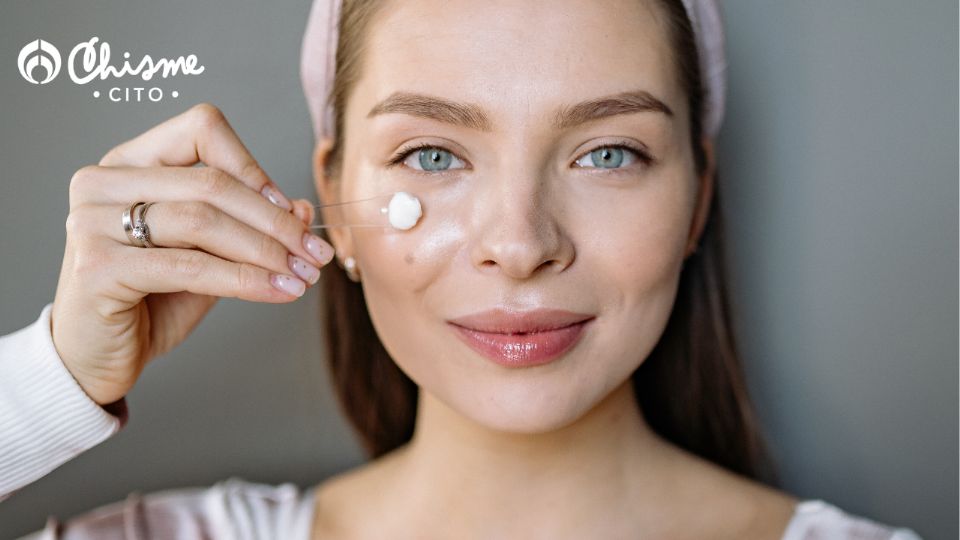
{"left": 343, "top": 256, "right": 361, "bottom": 282}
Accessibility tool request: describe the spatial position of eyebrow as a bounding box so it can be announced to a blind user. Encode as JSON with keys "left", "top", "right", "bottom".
{"left": 366, "top": 89, "right": 674, "bottom": 132}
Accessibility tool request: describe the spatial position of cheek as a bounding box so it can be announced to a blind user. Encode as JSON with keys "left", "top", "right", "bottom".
{"left": 581, "top": 172, "right": 696, "bottom": 354}
{"left": 579, "top": 172, "right": 695, "bottom": 296}
{"left": 608, "top": 196, "right": 690, "bottom": 297}
{"left": 347, "top": 210, "right": 469, "bottom": 377}
{"left": 334, "top": 147, "right": 479, "bottom": 374}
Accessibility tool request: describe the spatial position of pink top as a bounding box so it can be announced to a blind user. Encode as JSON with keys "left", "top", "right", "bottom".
{"left": 1, "top": 303, "right": 925, "bottom": 539}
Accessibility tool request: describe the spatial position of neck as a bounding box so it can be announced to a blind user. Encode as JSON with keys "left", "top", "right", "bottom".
{"left": 383, "top": 379, "right": 678, "bottom": 535}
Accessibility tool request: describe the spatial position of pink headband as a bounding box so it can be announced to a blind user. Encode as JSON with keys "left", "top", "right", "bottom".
{"left": 300, "top": 0, "right": 726, "bottom": 141}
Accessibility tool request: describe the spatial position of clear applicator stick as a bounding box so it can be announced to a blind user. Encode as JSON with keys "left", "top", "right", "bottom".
{"left": 309, "top": 191, "right": 423, "bottom": 231}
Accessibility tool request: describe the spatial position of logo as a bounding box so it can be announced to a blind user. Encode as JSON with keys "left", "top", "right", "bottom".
{"left": 18, "top": 38, "right": 61, "bottom": 84}
{"left": 17, "top": 36, "right": 204, "bottom": 102}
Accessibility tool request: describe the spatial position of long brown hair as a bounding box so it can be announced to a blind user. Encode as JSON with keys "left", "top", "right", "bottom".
{"left": 316, "top": 0, "right": 781, "bottom": 486}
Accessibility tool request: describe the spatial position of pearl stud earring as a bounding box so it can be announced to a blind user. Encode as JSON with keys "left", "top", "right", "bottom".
{"left": 343, "top": 256, "right": 361, "bottom": 282}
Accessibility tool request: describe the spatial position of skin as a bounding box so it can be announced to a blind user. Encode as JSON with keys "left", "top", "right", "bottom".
{"left": 308, "top": 0, "right": 799, "bottom": 538}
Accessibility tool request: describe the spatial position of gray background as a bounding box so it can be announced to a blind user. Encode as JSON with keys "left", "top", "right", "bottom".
{"left": 0, "top": 0, "right": 955, "bottom": 538}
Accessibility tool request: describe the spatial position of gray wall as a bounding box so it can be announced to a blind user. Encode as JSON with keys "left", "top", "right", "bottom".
{"left": 0, "top": 1, "right": 955, "bottom": 538}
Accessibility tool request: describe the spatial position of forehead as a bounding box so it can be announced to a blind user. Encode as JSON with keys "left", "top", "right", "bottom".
{"left": 357, "top": 0, "right": 679, "bottom": 125}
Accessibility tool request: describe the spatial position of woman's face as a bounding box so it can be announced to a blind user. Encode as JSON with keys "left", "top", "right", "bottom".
{"left": 316, "top": 0, "right": 710, "bottom": 433}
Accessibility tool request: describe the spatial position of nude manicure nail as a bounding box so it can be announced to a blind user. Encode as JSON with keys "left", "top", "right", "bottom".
{"left": 270, "top": 273, "right": 306, "bottom": 297}
{"left": 302, "top": 232, "right": 335, "bottom": 266}
{"left": 260, "top": 184, "right": 293, "bottom": 211}
{"left": 288, "top": 254, "right": 320, "bottom": 285}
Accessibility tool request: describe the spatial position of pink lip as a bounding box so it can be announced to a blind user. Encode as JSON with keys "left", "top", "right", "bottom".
{"left": 447, "top": 308, "right": 595, "bottom": 367}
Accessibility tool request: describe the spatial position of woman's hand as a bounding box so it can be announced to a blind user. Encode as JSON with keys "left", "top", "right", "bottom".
{"left": 50, "top": 103, "right": 333, "bottom": 406}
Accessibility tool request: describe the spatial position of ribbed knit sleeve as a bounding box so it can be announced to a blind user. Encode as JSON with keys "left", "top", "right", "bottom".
{"left": 0, "top": 302, "right": 127, "bottom": 502}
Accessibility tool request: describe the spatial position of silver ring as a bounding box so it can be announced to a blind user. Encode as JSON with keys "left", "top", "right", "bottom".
{"left": 137, "top": 202, "right": 156, "bottom": 248}
{"left": 122, "top": 201, "right": 156, "bottom": 248}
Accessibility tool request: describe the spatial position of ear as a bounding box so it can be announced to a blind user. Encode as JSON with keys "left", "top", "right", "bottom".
{"left": 684, "top": 136, "right": 716, "bottom": 258}
{"left": 312, "top": 136, "right": 351, "bottom": 262}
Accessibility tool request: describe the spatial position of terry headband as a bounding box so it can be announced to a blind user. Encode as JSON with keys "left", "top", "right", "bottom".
{"left": 300, "top": 0, "right": 726, "bottom": 141}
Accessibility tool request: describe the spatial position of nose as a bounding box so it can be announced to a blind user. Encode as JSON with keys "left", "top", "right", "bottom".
{"left": 469, "top": 163, "right": 575, "bottom": 280}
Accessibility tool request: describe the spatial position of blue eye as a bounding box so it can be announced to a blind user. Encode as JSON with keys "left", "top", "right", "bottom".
{"left": 574, "top": 145, "right": 646, "bottom": 170}
{"left": 388, "top": 144, "right": 467, "bottom": 173}
{"left": 386, "top": 142, "right": 651, "bottom": 174}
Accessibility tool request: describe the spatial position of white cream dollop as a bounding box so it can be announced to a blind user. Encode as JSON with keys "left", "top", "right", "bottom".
{"left": 387, "top": 191, "right": 422, "bottom": 230}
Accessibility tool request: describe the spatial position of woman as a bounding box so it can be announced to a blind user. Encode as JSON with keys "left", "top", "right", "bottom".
{"left": 0, "top": 0, "right": 924, "bottom": 538}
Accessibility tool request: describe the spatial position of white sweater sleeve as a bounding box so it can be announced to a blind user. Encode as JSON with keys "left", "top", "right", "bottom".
{"left": 0, "top": 302, "right": 126, "bottom": 502}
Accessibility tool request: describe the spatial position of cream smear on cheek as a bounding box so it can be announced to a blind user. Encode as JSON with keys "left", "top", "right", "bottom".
{"left": 334, "top": 161, "right": 474, "bottom": 282}
{"left": 398, "top": 184, "right": 472, "bottom": 266}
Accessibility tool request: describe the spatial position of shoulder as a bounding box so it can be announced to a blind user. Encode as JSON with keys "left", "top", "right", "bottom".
{"left": 17, "top": 477, "right": 317, "bottom": 540}
{"left": 781, "top": 499, "right": 924, "bottom": 540}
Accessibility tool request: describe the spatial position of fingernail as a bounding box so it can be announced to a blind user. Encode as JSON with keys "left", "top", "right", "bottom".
{"left": 270, "top": 273, "right": 306, "bottom": 297}
{"left": 288, "top": 254, "right": 320, "bottom": 285}
{"left": 302, "top": 232, "right": 335, "bottom": 266}
{"left": 260, "top": 184, "right": 293, "bottom": 211}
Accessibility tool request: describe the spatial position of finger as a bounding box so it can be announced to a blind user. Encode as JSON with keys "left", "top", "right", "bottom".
{"left": 68, "top": 165, "right": 335, "bottom": 268}
{"left": 291, "top": 199, "right": 315, "bottom": 227}
{"left": 97, "top": 102, "right": 293, "bottom": 211}
{"left": 76, "top": 202, "right": 322, "bottom": 286}
{"left": 114, "top": 244, "right": 308, "bottom": 302}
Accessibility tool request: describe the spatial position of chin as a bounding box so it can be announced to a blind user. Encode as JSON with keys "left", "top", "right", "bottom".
{"left": 430, "top": 362, "right": 633, "bottom": 435}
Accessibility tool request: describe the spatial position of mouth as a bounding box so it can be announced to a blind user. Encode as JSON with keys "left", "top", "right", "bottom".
{"left": 447, "top": 308, "right": 595, "bottom": 367}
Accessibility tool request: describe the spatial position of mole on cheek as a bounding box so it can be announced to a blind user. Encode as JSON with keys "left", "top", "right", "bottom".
{"left": 404, "top": 252, "right": 415, "bottom": 265}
